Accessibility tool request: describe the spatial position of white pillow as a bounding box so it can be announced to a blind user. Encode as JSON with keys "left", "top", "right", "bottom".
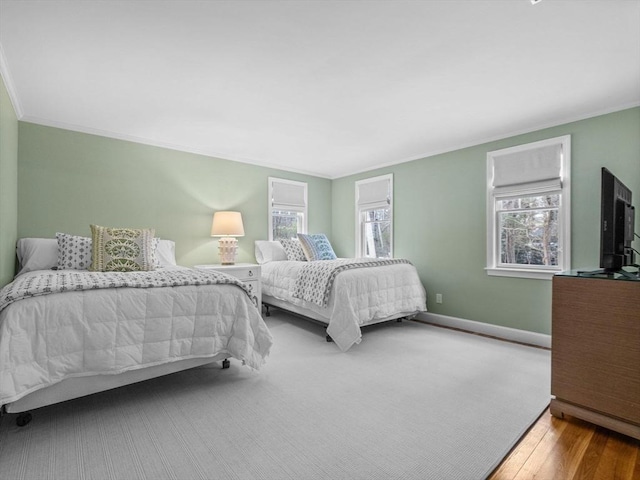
{"left": 16, "top": 238, "right": 58, "bottom": 276}
{"left": 17, "top": 236, "right": 177, "bottom": 276}
{"left": 155, "top": 239, "right": 177, "bottom": 267}
{"left": 56, "top": 232, "right": 92, "bottom": 270}
{"left": 255, "top": 240, "right": 288, "bottom": 264}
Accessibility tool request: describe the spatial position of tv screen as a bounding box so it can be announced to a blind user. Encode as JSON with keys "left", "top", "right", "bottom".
{"left": 600, "top": 167, "right": 635, "bottom": 271}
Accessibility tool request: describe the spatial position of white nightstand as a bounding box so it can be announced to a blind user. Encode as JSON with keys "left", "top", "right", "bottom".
{"left": 194, "top": 263, "right": 261, "bottom": 308}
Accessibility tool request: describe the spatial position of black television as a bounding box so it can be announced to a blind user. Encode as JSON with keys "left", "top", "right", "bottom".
{"left": 600, "top": 167, "right": 636, "bottom": 272}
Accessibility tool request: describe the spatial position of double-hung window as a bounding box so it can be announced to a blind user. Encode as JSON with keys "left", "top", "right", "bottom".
{"left": 486, "top": 135, "right": 571, "bottom": 279}
{"left": 355, "top": 174, "right": 393, "bottom": 258}
{"left": 268, "top": 177, "right": 307, "bottom": 241}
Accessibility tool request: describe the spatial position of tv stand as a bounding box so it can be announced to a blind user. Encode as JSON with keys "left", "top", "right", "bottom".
{"left": 576, "top": 268, "right": 640, "bottom": 280}
{"left": 551, "top": 273, "right": 640, "bottom": 440}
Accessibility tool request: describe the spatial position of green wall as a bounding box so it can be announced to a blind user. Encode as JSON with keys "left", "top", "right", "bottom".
{"left": 17, "top": 123, "right": 332, "bottom": 267}
{"left": 13, "top": 107, "right": 640, "bottom": 335}
{"left": 0, "top": 74, "right": 18, "bottom": 287}
{"left": 332, "top": 107, "right": 640, "bottom": 335}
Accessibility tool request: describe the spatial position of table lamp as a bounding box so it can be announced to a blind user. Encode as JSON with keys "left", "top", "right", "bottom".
{"left": 211, "top": 211, "right": 245, "bottom": 265}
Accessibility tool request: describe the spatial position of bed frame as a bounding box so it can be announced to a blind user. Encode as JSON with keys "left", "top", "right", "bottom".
{"left": 262, "top": 294, "right": 415, "bottom": 342}
{"left": 1, "top": 354, "right": 230, "bottom": 427}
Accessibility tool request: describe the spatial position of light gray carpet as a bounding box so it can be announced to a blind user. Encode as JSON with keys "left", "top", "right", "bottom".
{"left": 0, "top": 311, "right": 550, "bottom": 480}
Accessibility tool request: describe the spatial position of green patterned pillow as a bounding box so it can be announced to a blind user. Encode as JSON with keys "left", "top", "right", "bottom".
{"left": 90, "top": 225, "right": 156, "bottom": 272}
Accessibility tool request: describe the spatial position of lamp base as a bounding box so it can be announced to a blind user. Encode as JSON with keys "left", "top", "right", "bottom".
{"left": 218, "top": 237, "right": 238, "bottom": 265}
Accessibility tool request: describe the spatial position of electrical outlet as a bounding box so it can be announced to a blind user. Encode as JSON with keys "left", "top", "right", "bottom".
{"left": 436, "top": 293, "right": 443, "bottom": 304}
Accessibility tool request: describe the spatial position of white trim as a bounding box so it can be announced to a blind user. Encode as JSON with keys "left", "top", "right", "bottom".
{"left": 416, "top": 312, "right": 551, "bottom": 349}
{"left": 15, "top": 104, "right": 637, "bottom": 181}
{"left": 18, "top": 116, "right": 334, "bottom": 179}
{"left": 333, "top": 102, "right": 638, "bottom": 179}
{"left": 355, "top": 174, "right": 393, "bottom": 258}
{"left": 268, "top": 177, "right": 308, "bottom": 241}
{"left": 486, "top": 135, "right": 571, "bottom": 278}
{"left": 485, "top": 267, "right": 556, "bottom": 280}
{"left": 0, "top": 43, "right": 23, "bottom": 118}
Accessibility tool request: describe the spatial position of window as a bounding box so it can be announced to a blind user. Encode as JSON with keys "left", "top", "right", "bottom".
{"left": 486, "top": 136, "right": 571, "bottom": 279}
{"left": 355, "top": 174, "right": 393, "bottom": 258}
{"left": 268, "top": 177, "right": 307, "bottom": 240}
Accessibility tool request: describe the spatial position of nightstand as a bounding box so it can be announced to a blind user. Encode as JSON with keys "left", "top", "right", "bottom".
{"left": 194, "top": 263, "right": 261, "bottom": 308}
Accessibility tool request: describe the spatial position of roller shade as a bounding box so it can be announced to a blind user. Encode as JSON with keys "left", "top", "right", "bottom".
{"left": 493, "top": 144, "right": 562, "bottom": 192}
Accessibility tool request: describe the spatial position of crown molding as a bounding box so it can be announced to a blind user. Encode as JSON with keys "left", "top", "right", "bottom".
{"left": 13, "top": 100, "right": 640, "bottom": 182}
{"left": 18, "top": 115, "right": 333, "bottom": 179}
{"left": 335, "top": 102, "right": 640, "bottom": 179}
{"left": 0, "top": 42, "right": 24, "bottom": 118}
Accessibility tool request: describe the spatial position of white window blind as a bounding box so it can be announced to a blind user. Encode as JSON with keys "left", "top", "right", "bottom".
{"left": 486, "top": 135, "right": 571, "bottom": 280}
{"left": 492, "top": 144, "right": 563, "bottom": 194}
{"left": 271, "top": 178, "right": 307, "bottom": 211}
{"left": 356, "top": 176, "right": 391, "bottom": 209}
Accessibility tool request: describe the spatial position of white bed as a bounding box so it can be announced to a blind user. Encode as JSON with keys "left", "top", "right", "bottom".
{"left": 257, "top": 241, "right": 427, "bottom": 351}
{"left": 0, "top": 238, "right": 273, "bottom": 426}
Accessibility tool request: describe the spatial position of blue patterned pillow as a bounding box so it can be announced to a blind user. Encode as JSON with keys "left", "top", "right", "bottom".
{"left": 279, "top": 238, "right": 307, "bottom": 262}
{"left": 297, "top": 233, "right": 337, "bottom": 261}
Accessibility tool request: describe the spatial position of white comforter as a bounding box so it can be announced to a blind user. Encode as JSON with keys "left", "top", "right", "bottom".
{"left": 0, "top": 269, "right": 273, "bottom": 406}
{"left": 262, "top": 260, "right": 427, "bottom": 351}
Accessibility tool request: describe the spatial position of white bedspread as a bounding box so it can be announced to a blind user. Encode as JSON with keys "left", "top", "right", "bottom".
{"left": 0, "top": 269, "right": 273, "bottom": 406}
{"left": 262, "top": 260, "right": 426, "bottom": 351}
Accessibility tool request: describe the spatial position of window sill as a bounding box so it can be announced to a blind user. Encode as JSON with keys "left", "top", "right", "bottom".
{"left": 485, "top": 267, "right": 558, "bottom": 280}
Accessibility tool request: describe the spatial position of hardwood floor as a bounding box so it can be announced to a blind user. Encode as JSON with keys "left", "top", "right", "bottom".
{"left": 489, "top": 408, "right": 640, "bottom": 480}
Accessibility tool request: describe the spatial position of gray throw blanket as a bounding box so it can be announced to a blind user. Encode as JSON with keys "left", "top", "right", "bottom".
{"left": 0, "top": 269, "right": 252, "bottom": 312}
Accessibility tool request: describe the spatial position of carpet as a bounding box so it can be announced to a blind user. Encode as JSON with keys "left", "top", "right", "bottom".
{"left": 0, "top": 311, "right": 550, "bottom": 480}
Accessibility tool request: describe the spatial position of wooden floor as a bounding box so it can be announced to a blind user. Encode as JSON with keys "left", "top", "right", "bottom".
{"left": 489, "top": 407, "right": 640, "bottom": 480}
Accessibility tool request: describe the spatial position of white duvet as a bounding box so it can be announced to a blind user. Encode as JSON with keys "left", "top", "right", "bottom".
{"left": 261, "top": 260, "right": 427, "bottom": 351}
{"left": 0, "top": 269, "right": 273, "bottom": 406}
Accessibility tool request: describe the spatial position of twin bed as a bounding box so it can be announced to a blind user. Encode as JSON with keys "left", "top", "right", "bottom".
{"left": 0, "top": 237, "right": 272, "bottom": 425}
{"left": 255, "top": 240, "right": 427, "bottom": 352}
{"left": 0, "top": 235, "right": 426, "bottom": 425}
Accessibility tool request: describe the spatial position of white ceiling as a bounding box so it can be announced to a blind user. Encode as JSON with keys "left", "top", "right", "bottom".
{"left": 1, "top": 1, "right": 638, "bottom": 179}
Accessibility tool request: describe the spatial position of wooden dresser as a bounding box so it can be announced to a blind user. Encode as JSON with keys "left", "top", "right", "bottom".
{"left": 551, "top": 273, "right": 640, "bottom": 440}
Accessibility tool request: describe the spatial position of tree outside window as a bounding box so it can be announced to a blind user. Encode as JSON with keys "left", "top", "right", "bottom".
{"left": 486, "top": 135, "right": 570, "bottom": 280}
{"left": 272, "top": 209, "right": 304, "bottom": 240}
{"left": 361, "top": 207, "right": 392, "bottom": 258}
{"left": 356, "top": 174, "right": 393, "bottom": 258}
{"left": 498, "top": 194, "right": 559, "bottom": 266}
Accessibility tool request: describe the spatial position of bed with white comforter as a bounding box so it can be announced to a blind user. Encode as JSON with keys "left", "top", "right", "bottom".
{"left": 261, "top": 259, "right": 426, "bottom": 351}
{"left": 0, "top": 265, "right": 273, "bottom": 418}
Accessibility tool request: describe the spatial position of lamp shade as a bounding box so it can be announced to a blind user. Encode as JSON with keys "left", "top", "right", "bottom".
{"left": 211, "top": 211, "right": 245, "bottom": 237}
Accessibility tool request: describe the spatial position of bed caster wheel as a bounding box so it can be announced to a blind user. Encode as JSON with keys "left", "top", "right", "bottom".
{"left": 264, "top": 305, "right": 271, "bottom": 317}
{"left": 16, "top": 412, "right": 32, "bottom": 427}
{"left": 222, "top": 359, "right": 230, "bottom": 369}
{"left": 397, "top": 317, "right": 403, "bottom": 322}
{"left": 326, "top": 334, "right": 333, "bottom": 342}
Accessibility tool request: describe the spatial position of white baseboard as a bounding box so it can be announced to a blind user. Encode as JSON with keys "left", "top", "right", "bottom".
{"left": 415, "top": 312, "right": 551, "bottom": 349}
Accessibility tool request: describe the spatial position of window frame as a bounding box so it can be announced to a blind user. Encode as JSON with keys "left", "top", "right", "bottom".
{"left": 355, "top": 174, "right": 393, "bottom": 258}
{"left": 486, "top": 135, "right": 571, "bottom": 280}
{"left": 268, "top": 177, "right": 308, "bottom": 241}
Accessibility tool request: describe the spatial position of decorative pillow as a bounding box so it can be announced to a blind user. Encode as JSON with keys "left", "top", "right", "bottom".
{"left": 297, "top": 233, "right": 337, "bottom": 261}
{"left": 155, "top": 238, "right": 177, "bottom": 267}
{"left": 279, "top": 238, "right": 307, "bottom": 262}
{"left": 255, "top": 240, "right": 288, "bottom": 264}
{"left": 56, "top": 233, "right": 93, "bottom": 270}
{"left": 16, "top": 238, "right": 58, "bottom": 276}
{"left": 90, "top": 225, "right": 156, "bottom": 272}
